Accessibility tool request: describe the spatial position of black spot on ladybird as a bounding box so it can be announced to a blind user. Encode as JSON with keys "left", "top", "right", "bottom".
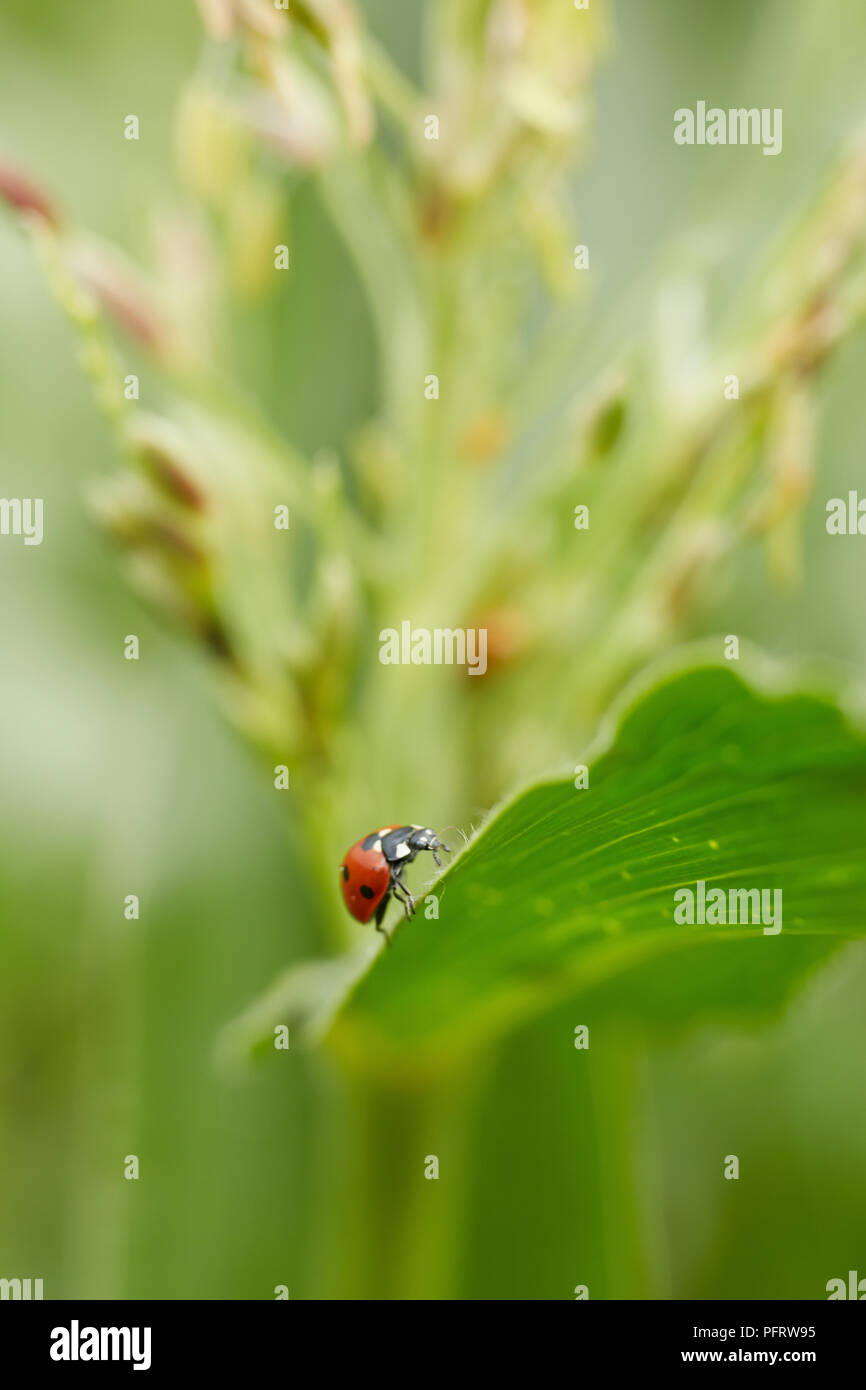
{"left": 341, "top": 865, "right": 349, "bottom": 881}
{"left": 360, "top": 884, "right": 375, "bottom": 899}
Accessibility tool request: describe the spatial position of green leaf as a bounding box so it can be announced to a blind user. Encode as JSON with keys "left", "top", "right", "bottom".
{"left": 326, "top": 661, "right": 866, "bottom": 1071}
{"left": 218, "top": 659, "right": 866, "bottom": 1077}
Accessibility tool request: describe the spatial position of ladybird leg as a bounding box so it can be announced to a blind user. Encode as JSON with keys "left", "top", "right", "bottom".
{"left": 390, "top": 870, "right": 415, "bottom": 919}
{"left": 374, "top": 893, "right": 392, "bottom": 944}
{"left": 392, "top": 882, "right": 414, "bottom": 918}
{"left": 401, "top": 878, "right": 417, "bottom": 915}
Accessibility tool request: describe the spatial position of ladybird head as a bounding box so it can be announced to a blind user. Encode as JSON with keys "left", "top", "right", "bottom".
{"left": 407, "top": 826, "right": 451, "bottom": 865}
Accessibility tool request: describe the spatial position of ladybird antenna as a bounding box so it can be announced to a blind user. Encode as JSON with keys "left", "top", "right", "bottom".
{"left": 438, "top": 824, "right": 468, "bottom": 848}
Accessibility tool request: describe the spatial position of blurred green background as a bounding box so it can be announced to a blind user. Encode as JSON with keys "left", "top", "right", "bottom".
{"left": 1, "top": 0, "right": 865, "bottom": 1299}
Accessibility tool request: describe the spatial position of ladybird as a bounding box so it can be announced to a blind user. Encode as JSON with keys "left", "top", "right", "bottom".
{"left": 339, "top": 825, "right": 450, "bottom": 938}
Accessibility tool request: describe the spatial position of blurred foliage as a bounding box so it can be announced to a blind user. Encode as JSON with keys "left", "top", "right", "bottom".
{"left": 2, "top": 0, "right": 866, "bottom": 1300}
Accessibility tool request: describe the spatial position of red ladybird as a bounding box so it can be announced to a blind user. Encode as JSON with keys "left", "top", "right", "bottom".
{"left": 339, "top": 825, "right": 450, "bottom": 938}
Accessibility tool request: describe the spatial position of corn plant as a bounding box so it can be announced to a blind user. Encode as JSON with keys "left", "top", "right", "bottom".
{"left": 4, "top": 0, "right": 866, "bottom": 1298}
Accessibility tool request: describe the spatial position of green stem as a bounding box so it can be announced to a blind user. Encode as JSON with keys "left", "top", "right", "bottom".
{"left": 324, "top": 1064, "right": 481, "bottom": 1300}
{"left": 587, "top": 1036, "right": 666, "bottom": 1298}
